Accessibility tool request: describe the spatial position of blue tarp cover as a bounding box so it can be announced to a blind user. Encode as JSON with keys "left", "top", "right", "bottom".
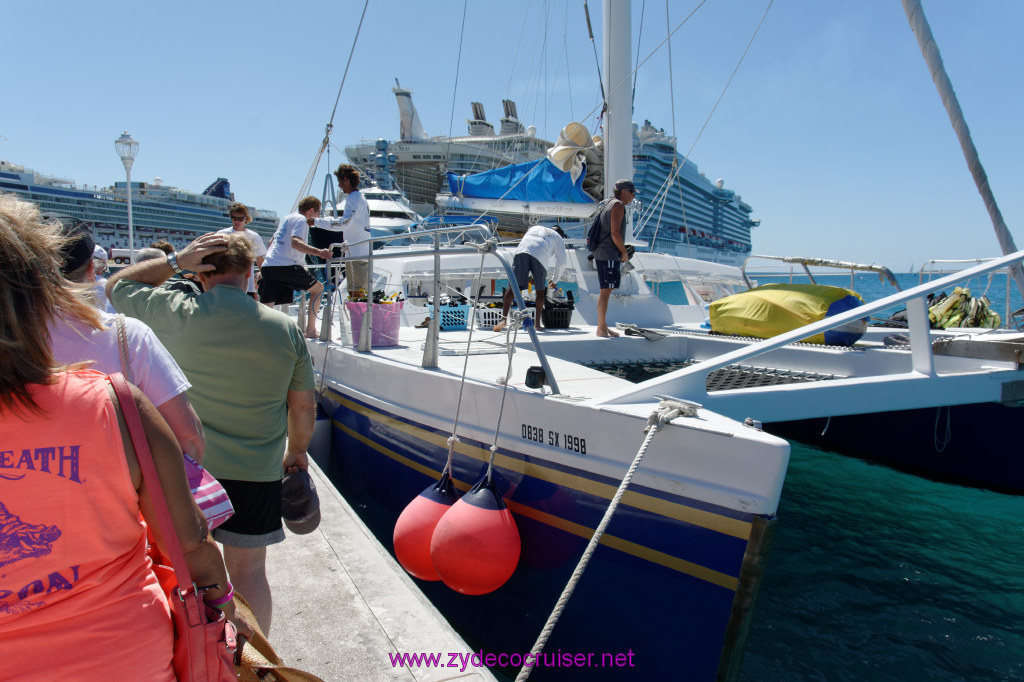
{"left": 445, "top": 158, "right": 595, "bottom": 204}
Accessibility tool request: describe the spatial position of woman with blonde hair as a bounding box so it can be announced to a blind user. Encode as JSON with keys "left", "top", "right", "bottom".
{"left": 0, "top": 194, "right": 250, "bottom": 679}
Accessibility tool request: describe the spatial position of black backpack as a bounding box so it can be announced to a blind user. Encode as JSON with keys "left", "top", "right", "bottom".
{"left": 585, "top": 204, "right": 605, "bottom": 252}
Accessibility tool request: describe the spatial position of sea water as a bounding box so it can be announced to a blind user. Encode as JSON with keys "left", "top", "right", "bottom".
{"left": 714, "top": 272, "right": 1024, "bottom": 681}
{"left": 739, "top": 443, "right": 1024, "bottom": 681}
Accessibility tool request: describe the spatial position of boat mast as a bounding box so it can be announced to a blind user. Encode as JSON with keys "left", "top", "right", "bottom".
{"left": 603, "top": 0, "right": 634, "bottom": 202}
{"left": 901, "top": 0, "right": 1024, "bottom": 299}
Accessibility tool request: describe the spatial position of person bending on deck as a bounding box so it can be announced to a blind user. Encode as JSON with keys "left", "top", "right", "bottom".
{"left": 107, "top": 232, "right": 318, "bottom": 636}
{"left": 494, "top": 225, "right": 568, "bottom": 332}
{"left": 591, "top": 179, "right": 635, "bottom": 337}
{"left": 259, "top": 195, "right": 342, "bottom": 338}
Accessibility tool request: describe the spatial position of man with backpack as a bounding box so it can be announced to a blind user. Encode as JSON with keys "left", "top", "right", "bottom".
{"left": 590, "top": 178, "right": 635, "bottom": 337}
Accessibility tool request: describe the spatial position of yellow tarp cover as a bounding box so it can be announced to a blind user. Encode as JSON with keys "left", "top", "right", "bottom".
{"left": 709, "top": 283, "right": 866, "bottom": 346}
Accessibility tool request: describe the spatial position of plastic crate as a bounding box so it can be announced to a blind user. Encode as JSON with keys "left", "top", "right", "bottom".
{"left": 541, "top": 306, "right": 573, "bottom": 329}
{"left": 476, "top": 307, "right": 504, "bottom": 329}
{"left": 429, "top": 304, "right": 470, "bottom": 330}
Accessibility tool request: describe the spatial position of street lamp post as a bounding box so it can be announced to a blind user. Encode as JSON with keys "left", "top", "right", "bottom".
{"left": 114, "top": 132, "right": 139, "bottom": 262}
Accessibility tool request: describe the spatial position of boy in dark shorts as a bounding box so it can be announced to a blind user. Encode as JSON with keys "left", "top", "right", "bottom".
{"left": 260, "top": 196, "right": 342, "bottom": 337}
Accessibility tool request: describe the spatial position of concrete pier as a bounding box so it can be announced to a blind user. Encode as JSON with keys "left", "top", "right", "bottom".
{"left": 265, "top": 460, "right": 496, "bottom": 681}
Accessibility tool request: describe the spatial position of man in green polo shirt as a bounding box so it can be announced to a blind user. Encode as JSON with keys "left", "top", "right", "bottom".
{"left": 107, "top": 231, "right": 315, "bottom": 636}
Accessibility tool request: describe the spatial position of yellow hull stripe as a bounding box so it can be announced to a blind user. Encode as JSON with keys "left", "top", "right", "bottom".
{"left": 335, "top": 420, "right": 739, "bottom": 591}
{"left": 328, "top": 392, "right": 752, "bottom": 539}
{"left": 326, "top": 393, "right": 751, "bottom": 591}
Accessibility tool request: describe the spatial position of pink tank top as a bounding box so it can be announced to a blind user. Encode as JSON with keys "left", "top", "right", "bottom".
{"left": 0, "top": 370, "right": 174, "bottom": 680}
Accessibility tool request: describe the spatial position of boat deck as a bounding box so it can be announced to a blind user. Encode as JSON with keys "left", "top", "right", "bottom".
{"left": 326, "top": 314, "right": 639, "bottom": 400}
{"left": 267, "top": 458, "right": 496, "bottom": 681}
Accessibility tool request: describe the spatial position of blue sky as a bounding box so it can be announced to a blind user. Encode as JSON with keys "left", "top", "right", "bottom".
{"left": 2, "top": 0, "right": 1021, "bottom": 271}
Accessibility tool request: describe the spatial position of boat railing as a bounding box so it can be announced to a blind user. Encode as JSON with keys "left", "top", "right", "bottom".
{"left": 741, "top": 254, "right": 901, "bottom": 292}
{"left": 917, "top": 258, "right": 1019, "bottom": 327}
{"left": 595, "top": 249, "right": 1024, "bottom": 407}
{"left": 313, "top": 225, "right": 561, "bottom": 392}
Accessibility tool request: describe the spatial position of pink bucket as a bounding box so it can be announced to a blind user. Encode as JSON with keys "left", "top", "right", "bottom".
{"left": 345, "top": 301, "right": 404, "bottom": 347}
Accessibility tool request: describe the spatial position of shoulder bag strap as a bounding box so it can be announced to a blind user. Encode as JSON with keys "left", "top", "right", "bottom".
{"left": 109, "top": 373, "right": 199, "bottom": 602}
{"left": 114, "top": 314, "right": 133, "bottom": 384}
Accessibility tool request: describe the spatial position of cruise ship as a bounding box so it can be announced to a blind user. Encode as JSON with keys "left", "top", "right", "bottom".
{"left": 0, "top": 160, "right": 279, "bottom": 258}
{"left": 344, "top": 81, "right": 552, "bottom": 218}
{"left": 346, "top": 83, "right": 757, "bottom": 262}
{"left": 630, "top": 119, "right": 758, "bottom": 267}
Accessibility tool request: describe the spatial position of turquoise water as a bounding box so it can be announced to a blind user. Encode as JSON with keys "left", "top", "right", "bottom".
{"left": 706, "top": 273, "right": 1024, "bottom": 681}
{"left": 740, "top": 443, "right": 1024, "bottom": 681}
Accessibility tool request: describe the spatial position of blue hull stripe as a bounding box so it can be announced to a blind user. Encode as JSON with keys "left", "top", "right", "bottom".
{"left": 324, "top": 388, "right": 758, "bottom": 591}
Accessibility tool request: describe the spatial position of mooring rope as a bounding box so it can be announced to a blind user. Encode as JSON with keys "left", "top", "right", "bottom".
{"left": 485, "top": 307, "right": 533, "bottom": 482}
{"left": 515, "top": 399, "right": 695, "bottom": 681}
{"left": 442, "top": 247, "right": 492, "bottom": 476}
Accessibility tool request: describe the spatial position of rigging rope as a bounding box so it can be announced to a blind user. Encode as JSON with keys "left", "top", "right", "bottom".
{"left": 642, "top": 0, "right": 772, "bottom": 253}
{"left": 505, "top": 0, "right": 533, "bottom": 99}
{"left": 631, "top": 0, "right": 646, "bottom": 111}
{"left": 582, "top": 1, "right": 606, "bottom": 103}
{"left": 291, "top": 0, "right": 370, "bottom": 212}
{"left": 437, "top": 241, "right": 531, "bottom": 483}
{"left": 563, "top": 2, "right": 575, "bottom": 120}
{"left": 444, "top": 1, "right": 470, "bottom": 170}
{"left": 487, "top": 310, "right": 528, "bottom": 482}
{"left": 676, "top": 1, "right": 772, "bottom": 170}
{"left": 579, "top": 0, "right": 707, "bottom": 128}
{"left": 514, "top": 400, "right": 695, "bottom": 681}
{"left": 443, "top": 246, "right": 491, "bottom": 476}
{"left": 649, "top": 0, "right": 676, "bottom": 249}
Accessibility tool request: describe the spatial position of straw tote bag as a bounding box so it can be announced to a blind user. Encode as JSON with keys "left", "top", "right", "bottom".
{"left": 232, "top": 592, "right": 324, "bottom": 682}
{"left": 110, "top": 373, "right": 238, "bottom": 681}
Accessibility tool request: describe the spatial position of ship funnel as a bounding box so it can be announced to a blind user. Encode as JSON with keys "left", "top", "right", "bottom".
{"left": 467, "top": 102, "right": 495, "bottom": 136}
{"left": 499, "top": 99, "right": 525, "bottom": 135}
{"left": 393, "top": 78, "right": 428, "bottom": 141}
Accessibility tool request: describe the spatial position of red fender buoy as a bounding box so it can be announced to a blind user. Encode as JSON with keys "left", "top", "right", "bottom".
{"left": 393, "top": 472, "right": 460, "bottom": 581}
{"left": 430, "top": 477, "right": 521, "bottom": 595}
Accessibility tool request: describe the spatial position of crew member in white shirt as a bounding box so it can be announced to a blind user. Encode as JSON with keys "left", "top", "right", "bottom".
{"left": 493, "top": 225, "right": 568, "bottom": 332}
{"left": 334, "top": 164, "right": 371, "bottom": 296}
{"left": 259, "top": 196, "right": 342, "bottom": 338}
